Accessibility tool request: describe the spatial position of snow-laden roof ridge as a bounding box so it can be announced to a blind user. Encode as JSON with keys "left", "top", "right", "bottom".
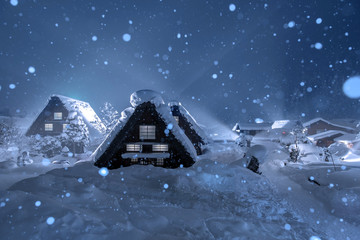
{"left": 303, "top": 117, "right": 355, "bottom": 130}
{"left": 157, "top": 104, "right": 197, "bottom": 159}
{"left": 130, "top": 90, "right": 165, "bottom": 108}
{"left": 92, "top": 107, "right": 135, "bottom": 161}
{"left": 334, "top": 133, "right": 358, "bottom": 142}
{"left": 51, "top": 94, "right": 90, "bottom": 106}
{"left": 178, "top": 104, "right": 210, "bottom": 143}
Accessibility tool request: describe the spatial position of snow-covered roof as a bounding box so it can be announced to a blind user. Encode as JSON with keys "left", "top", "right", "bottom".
{"left": 330, "top": 119, "right": 359, "bottom": 129}
{"left": 271, "top": 120, "right": 301, "bottom": 130}
{"left": 130, "top": 89, "right": 165, "bottom": 107}
{"left": 53, "top": 95, "right": 106, "bottom": 136}
{"left": 171, "top": 101, "right": 209, "bottom": 143}
{"left": 308, "top": 130, "right": 346, "bottom": 141}
{"left": 93, "top": 90, "right": 197, "bottom": 162}
{"left": 93, "top": 107, "right": 135, "bottom": 160}
{"left": 156, "top": 104, "right": 197, "bottom": 159}
{"left": 303, "top": 117, "right": 355, "bottom": 131}
{"left": 233, "top": 122, "right": 272, "bottom": 131}
{"left": 334, "top": 133, "right": 358, "bottom": 142}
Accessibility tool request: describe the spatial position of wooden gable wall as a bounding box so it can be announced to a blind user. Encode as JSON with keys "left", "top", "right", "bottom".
{"left": 26, "top": 96, "right": 69, "bottom": 136}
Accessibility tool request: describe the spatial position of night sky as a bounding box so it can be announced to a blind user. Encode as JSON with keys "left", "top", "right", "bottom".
{"left": 1, "top": 0, "right": 359, "bottom": 126}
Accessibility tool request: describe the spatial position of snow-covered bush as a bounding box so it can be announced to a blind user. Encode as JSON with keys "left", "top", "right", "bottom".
{"left": 0, "top": 121, "right": 21, "bottom": 146}
{"left": 30, "top": 135, "right": 63, "bottom": 158}
{"left": 100, "top": 102, "right": 119, "bottom": 132}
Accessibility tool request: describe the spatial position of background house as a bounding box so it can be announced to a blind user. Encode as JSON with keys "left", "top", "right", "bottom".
{"left": 307, "top": 130, "right": 347, "bottom": 148}
{"left": 26, "top": 95, "right": 106, "bottom": 153}
{"left": 304, "top": 118, "right": 356, "bottom": 135}
{"left": 232, "top": 122, "right": 272, "bottom": 136}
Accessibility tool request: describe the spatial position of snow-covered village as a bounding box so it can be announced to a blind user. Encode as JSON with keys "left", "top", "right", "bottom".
{"left": 1, "top": 1, "right": 360, "bottom": 240}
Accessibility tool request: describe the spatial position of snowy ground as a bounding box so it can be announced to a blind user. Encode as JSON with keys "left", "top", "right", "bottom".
{"left": 0, "top": 141, "right": 360, "bottom": 239}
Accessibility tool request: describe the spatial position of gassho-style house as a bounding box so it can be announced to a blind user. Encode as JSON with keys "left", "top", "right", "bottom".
{"left": 94, "top": 90, "right": 207, "bottom": 169}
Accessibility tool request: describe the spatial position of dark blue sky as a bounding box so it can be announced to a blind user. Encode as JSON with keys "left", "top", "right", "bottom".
{"left": 0, "top": 0, "right": 359, "bottom": 125}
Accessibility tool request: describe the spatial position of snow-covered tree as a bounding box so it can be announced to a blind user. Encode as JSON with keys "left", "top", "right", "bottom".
{"left": 235, "top": 133, "right": 253, "bottom": 149}
{"left": 287, "top": 121, "right": 308, "bottom": 162}
{"left": 64, "top": 115, "right": 90, "bottom": 147}
{"left": 289, "top": 145, "right": 299, "bottom": 162}
{"left": 0, "top": 121, "right": 21, "bottom": 146}
{"left": 30, "top": 135, "right": 62, "bottom": 158}
{"left": 290, "top": 121, "right": 307, "bottom": 145}
{"left": 100, "top": 102, "right": 119, "bottom": 132}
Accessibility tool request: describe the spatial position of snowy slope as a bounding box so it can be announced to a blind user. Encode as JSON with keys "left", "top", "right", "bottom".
{"left": 1, "top": 141, "right": 360, "bottom": 239}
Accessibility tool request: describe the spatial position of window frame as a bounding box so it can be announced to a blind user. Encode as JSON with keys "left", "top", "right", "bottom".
{"left": 54, "top": 112, "right": 63, "bottom": 120}
{"left": 139, "top": 125, "right": 156, "bottom": 140}
{"left": 152, "top": 144, "right": 169, "bottom": 152}
{"left": 44, "top": 123, "right": 53, "bottom": 131}
{"left": 126, "top": 144, "right": 142, "bottom": 152}
{"left": 156, "top": 158, "right": 164, "bottom": 166}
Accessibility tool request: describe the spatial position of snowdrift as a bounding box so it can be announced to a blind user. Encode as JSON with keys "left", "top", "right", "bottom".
{"left": 0, "top": 159, "right": 325, "bottom": 240}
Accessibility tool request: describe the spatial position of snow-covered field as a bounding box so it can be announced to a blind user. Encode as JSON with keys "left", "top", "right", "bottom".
{"left": 1, "top": 140, "right": 360, "bottom": 240}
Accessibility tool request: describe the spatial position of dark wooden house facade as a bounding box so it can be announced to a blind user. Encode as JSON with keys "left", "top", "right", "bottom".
{"left": 168, "top": 101, "right": 207, "bottom": 155}
{"left": 94, "top": 91, "right": 197, "bottom": 169}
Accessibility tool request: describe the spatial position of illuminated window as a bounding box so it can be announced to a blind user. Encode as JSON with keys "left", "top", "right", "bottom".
{"left": 131, "top": 158, "right": 138, "bottom": 164}
{"left": 126, "top": 144, "right": 142, "bottom": 152}
{"left": 139, "top": 125, "right": 156, "bottom": 139}
{"left": 152, "top": 144, "right": 168, "bottom": 152}
{"left": 45, "top": 123, "right": 53, "bottom": 131}
{"left": 156, "top": 158, "right": 164, "bottom": 166}
{"left": 174, "top": 116, "right": 179, "bottom": 123}
{"left": 63, "top": 124, "right": 68, "bottom": 131}
{"left": 54, "top": 112, "right": 62, "bottom": 120}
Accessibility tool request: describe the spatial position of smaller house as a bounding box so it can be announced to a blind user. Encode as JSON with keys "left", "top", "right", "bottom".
{"left": 232, "top": 122, "right": 271, "bottom": 136}
{"left": 303, "top": 118, "right": 356, "bottom": 135}
{"left": 168, "top": 101, "right": 208, "bottom": 155}
{"left": 307, "top": 130, "right": 346, "bottom": 147}
{"left": 26, "top": 95, "right": 106, "bottom": 153}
